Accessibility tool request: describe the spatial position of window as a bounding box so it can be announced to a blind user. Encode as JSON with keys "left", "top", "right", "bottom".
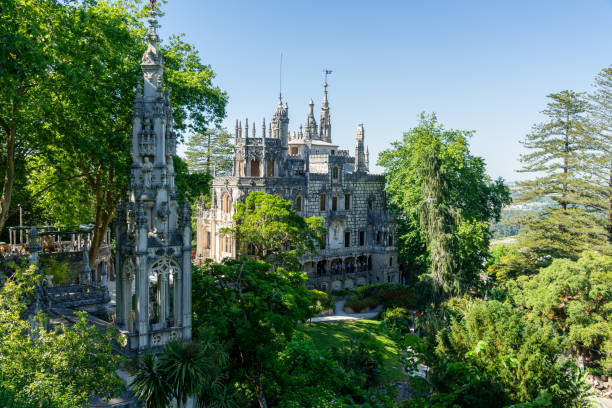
{"left": 267, "top": 160, "right": 275, "bottom": 177}
{"left": 222, "top": 194, "right": 231, "bottom": 214}
{"left": 320, "top": 234, "right": 326, "bottom": 250}
{"left": 320, "top": 194, "right": 326, "bottom": 211}
{"left": 344, "top": 231, "right": 351, "bottom": 248}
{"left": 331, "top": 150, "right": 335, "bottom": 155}
{"left": 359, "top": 231, "right": 365, "bottom": 246}
{"left": 291, "top": 146, "right": 298, "bottom": 155}
{"left": 296, "top": 196, "right": 302, "bottom": 212}
{"left": 250, "top": 160, "right": 260, "bottom": 177}
{"left": 389, "top": 257, "right": 393, "bottom": 266}
{"left": 376, "top": 231, "right": 381, "bottom": 243}
{"left": 388, "top": 234, "right": 393, "bottom": 246}
{"left": 344, "top": 194, "right": 350, "bottom": 210}
{"left": 368, "top": 198, "right": 374, "bottom": 209}
{"left": 332, "top": 197, "right": 337, "bottom": 211}
{"left": 332, "top": 166, "right": 339, "bottom": 179}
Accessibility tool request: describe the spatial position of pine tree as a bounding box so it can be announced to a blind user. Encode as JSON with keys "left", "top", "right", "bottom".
{"left": 517, "top": 90, "right": 606, "bottom": 262}
{"left": 185, "top": 128, "right": 233, "bottom": 175}
{"left": 589, "top": 66, "right": 612, "bottom": 243}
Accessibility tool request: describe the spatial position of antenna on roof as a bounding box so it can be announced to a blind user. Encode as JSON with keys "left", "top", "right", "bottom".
{"left": 279, "top": 52, "right": 283, "bottom": 103}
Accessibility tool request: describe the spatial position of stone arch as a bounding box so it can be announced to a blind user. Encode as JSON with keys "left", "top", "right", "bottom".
{"left": 221, "top": 192, "right": 232, "bottom": 214}
{"left": 149, "top": 257, "right": 181, "bottom": 326}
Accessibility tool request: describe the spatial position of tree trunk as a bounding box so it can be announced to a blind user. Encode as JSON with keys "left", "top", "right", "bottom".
{"left": 0, "top": 120, "right": 16, "bottom": 235}
{"left": 254, "top": 373, "right": 268, "bottom": 408}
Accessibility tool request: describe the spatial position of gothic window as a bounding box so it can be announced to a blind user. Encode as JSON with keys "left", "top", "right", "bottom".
{"left": 389, "top": 257, "right": 393, "bottom": 267}
{"left": 388, "top": 234, "right": 393, "bottom": 246}
{"left": 250, "top": 160, "right": 260, "bottom": 177}
{"left": 267, "top": 160, "right": 275, "bottom": 177}
{"left": 291, "top": 146, "right": 298, "bottom": 155}
{"left": 296, "top": 196, "right": 302, "bottom": 212}
{"left": 344, "top": 231, "right": 351, "bottom": 248}
{"left": 332, "top": 166, "right": 339, "bottom": 179}
{"left": 344, "top": 194, "right": 350, "bottom": 210}
{"left": 332, "top": 196, "right": 338, "bottom": 211}
{"left": 222, "top": 193, "right": 231, "bottom": 214}
{"left": 320, "top": 194, "right": 326, "bottom": 211}
{"left": 376, "top": 231, "right": 381, "bottom": 243}
{"left": 359, "top": 230, "right": 365, "bottom": 246}
{"left": 368, "top": 198, "right": 374, "bottom": 210}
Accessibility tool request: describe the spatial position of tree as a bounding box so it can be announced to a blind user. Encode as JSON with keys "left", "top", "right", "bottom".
{"left": 185, "top": 128, "right": 234, "bottom": 175}
{"left": 589, "top": 66, "right": 612, "bottom": 243}
{"left": 0, "top": 0, "right": 59, "bottom": 235}
{"left": 378, "top": 113, "right": 510, "bottom": 299}
{"left": 192, "top": 258, "right": 313, "bottom": 408}
{"left": 14, "top": 0, "right": 227, "bottom": 266}
{"left": 508, "top": 252, "right": 612, "bottom": 374}
{"left": 0, "top": 263, "right": 123, "bottom": 407}
{"left": 131, "top": 352, "right": 173, "bottom": 408}
{"left": 516, "top": 91, "right": 607, "bottom": 264}
{"left": 227, "top": 191, "right": 326, "bottom": 269}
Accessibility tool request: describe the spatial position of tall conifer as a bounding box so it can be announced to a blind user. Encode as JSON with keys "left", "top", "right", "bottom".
{"left": 589, "top": 67, "right": 612, "bottom": 242}
{"left": 185, "top": 128, "right": 233, "bottom": 175}
{"left": 517, "top": 91, "right": 606, "bottom": 262}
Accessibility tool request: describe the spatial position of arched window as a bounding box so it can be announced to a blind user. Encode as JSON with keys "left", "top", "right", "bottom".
{"left": 250, "top": 160, "right": 260, "bottom": 177}
{"left": 222, "top": 193, "right": 231, "bottom": 214}
{"left": 368, "top": 198, "right": 374, "bottom": 210}
{"left": 332, "top": 166, "right": 339, "bottom": 179}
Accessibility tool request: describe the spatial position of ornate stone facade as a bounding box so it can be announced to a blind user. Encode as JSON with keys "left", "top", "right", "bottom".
{"left": 197, "top": 81, "right": 400, "bottom": 291}
{"left": 115, "top": 11, "right": 192, "bottom": 352}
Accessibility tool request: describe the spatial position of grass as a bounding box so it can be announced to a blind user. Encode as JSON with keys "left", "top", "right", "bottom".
{"left": 299, "top": 319, "right": 405, "bottom": 380}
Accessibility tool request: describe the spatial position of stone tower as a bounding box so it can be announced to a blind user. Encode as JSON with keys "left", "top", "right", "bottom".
{"left": 115, "top": 9, "right": 192, "bottom": 352}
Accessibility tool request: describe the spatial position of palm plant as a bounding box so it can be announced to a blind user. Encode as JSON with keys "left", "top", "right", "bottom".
{"left": 160, "top": 341, "right": 208, "bottom": 408}
{"left": 130, "top": 352, "right": 172, "bottom": 408}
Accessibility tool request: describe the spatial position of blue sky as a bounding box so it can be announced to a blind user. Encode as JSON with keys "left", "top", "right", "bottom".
{"left": 158, "top": 0, "right": 612, "bottom": 181}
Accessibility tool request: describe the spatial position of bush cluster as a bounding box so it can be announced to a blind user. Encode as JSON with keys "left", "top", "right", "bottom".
{"left": 345, "top": 283, "right": 416, "bottom": 312}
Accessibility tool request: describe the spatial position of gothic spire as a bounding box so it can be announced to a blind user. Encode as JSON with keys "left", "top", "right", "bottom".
{"left": 305, "top": 99, "right": 318, "bottom": 140}
{"left": 320, "top": 70, "right": 332, "bottom": 142}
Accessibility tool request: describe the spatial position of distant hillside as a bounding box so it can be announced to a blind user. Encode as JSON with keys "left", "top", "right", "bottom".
{"left": 490, "top": 183, "right": 555, "bottom": 240}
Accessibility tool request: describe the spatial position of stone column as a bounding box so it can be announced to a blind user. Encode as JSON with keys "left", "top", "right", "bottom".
{"left": 158, "top": 269, "right": 168, "bottom": 327}
{"left": 173, "top": 267, "right": 182, "bottom": 327}
{"left": 135, "top": 203, "right": 150, "bottom": 349}
{"left": 182, "top": 203, "right": 192, "bottom": 342}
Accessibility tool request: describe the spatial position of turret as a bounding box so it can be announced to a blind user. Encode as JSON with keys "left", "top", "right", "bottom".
{"left": 305, "top": 99, "right": 318, "bottom": 140}
{"left": 272, "top": 97, "right": 289, "bottom": 146}
{"left": 320, "top": 72, "right": 332, "bottom": 142}
{"left": 355, "top": 124, "right": 367, "bottom": 172}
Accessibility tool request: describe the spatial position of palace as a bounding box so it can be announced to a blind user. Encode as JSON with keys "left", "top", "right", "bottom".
{"left": 196, "top": 81, "right": 400, "bottom": 291}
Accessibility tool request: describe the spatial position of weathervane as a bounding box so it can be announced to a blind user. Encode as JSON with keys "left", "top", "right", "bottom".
{"left": 324, "top": 69, "right": 332, "bottom": 92}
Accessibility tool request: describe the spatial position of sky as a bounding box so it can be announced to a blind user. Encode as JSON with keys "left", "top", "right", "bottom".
{"left": 158, "top": 0, "right": 612, "bottom": 182}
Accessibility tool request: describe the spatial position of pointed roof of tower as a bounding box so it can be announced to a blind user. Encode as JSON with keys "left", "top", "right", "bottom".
{"left": 320, "top": 70, "right": 332, "bottom": 142}
{"left": 305, "top": 99, "right": 318, "bottom": 139}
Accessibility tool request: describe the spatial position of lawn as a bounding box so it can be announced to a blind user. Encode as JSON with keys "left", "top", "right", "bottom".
{"left": 299, "top": 319, "right": 405, "bottom": 380}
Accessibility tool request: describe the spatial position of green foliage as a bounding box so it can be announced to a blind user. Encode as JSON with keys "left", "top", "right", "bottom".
{"left": 516, "top": 91, "right": 608, "bottom": 264}
{"left": 345, "top": 282, "right": 418, "bottom": 312}
{"left": 378, "top": 113, "right": 510, "bottom": 299}
{"left": 309, "top": 289, "right": 334, "bottom": 314}
{"left": 228, "top": 191, "right": 326, "bottom": 268}
{"left": 173, "top": 156, "right": 212, "bottom": 206}
{"left": 508, "top": 252, "right": 612, "bottom": 375}
{"left": 191, "top": 257, "right": 313, "bottom": 407}
{"left": 381, "top": 307, "right": 413, "bottom": 337}
{"left": 185, "top": 128, "right": 234, "bottom": 175}
{"left": 131, "top": 338, "right": 237, "bottom": 408}
{"left": 39, "top": 257, "right": 70, "bottom": 285}
{"left": 0, "top": 264, "right": 123, "bottom": 407}
{"left": 435, "top": 299, "right": 592, "bottom": 406}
